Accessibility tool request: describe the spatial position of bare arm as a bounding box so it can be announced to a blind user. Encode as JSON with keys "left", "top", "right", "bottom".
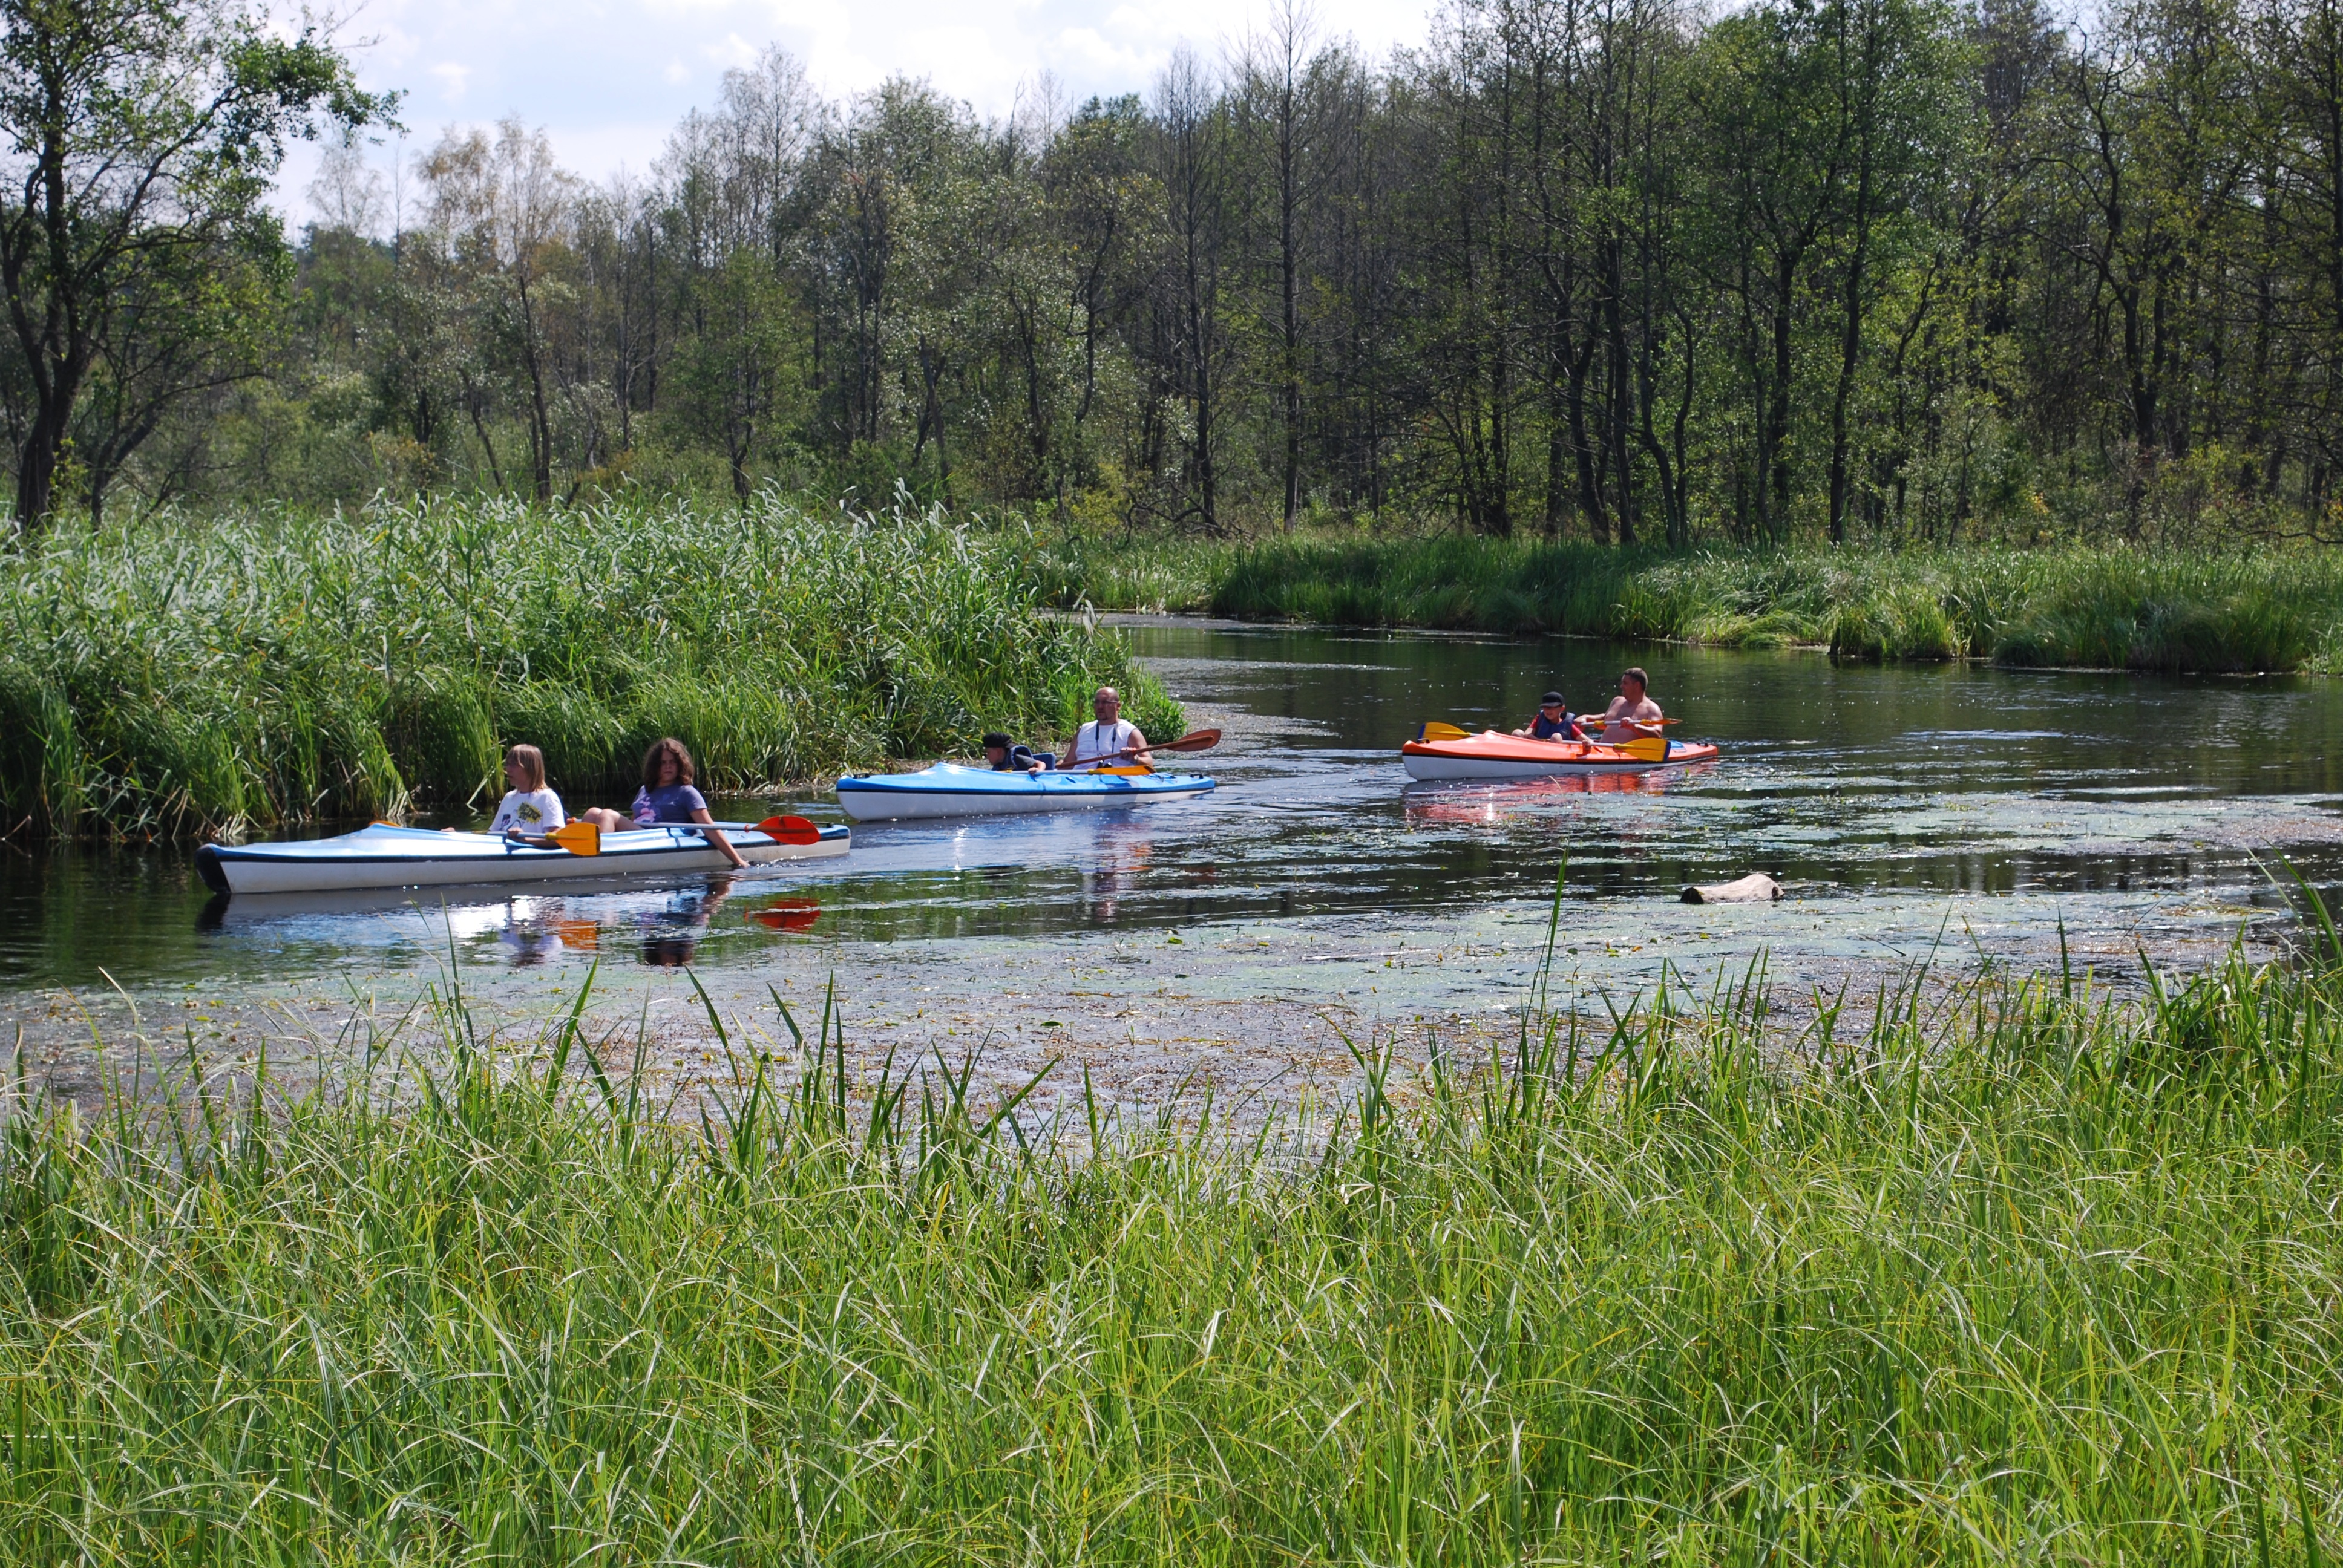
{"left": 687, "top": 808, "right": 747, "bottom": 868}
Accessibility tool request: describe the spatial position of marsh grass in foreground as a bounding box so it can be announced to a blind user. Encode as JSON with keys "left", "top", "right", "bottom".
{"left": 1027, "top": 529, "right": 2343, "bottom": 671}
{"left": 7, "top": 932, "right": 2343, "bottom": 1563}
{"left": 0, "top": 496, "right": 1179, "bottom": 838}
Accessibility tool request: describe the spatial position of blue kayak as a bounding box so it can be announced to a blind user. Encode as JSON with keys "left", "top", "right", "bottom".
{"left": 834, "top": 763, "right": 1215, "bottom": 822}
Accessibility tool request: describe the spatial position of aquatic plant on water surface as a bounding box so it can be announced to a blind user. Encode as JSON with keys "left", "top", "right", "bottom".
{"left": 5, "top": 932, "right": 2343, "bottom": 1561}
{"left": 0, "top": 494, "right": 1180, "bottom": 838}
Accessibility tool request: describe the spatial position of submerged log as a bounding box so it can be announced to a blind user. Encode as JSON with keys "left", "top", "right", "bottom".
{"left": 1681, "top": 872, "right": 1783, "bottom": 905}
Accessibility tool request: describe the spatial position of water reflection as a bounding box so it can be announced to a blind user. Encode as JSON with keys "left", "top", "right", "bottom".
{"left": 5, "top": 622, "right": 2343, "bottom": 993}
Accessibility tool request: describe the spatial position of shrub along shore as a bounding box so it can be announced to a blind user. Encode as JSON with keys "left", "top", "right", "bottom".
{"left": 0, "top": 496, "right": 1178, "bottom": 839}
{"left": 4, "top": 938, "right": 2342, "bottom": 1561}
{"left": 1027, "top": 532, "right": 2343, "bottom": 672}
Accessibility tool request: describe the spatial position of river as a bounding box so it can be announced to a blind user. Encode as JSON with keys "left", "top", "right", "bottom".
{"left": 5, "top": 621, "right": 2339, "bottom": 1114}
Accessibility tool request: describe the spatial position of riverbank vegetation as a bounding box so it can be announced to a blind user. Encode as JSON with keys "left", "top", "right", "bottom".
{"left": 5, "top": 936, "right": 2343, "bottom": 1561}
{"left": 15, "top": 0, "right": 2343, "bottom": 556}
{"left": 1026, "top": 532, "right": 2343, "bottom": 671}
{"left": 0, "top": 496, "right": 1176, "bottom": 839}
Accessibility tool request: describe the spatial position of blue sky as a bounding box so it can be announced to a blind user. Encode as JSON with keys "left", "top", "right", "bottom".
{"left": 282, "top": 0, "right": 1437, "bottom": 223}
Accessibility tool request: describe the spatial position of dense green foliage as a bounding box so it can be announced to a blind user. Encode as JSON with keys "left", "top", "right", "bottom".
{"left": 0, "top": 496, "right": 1177, "bottom": 837}
{"left": 56, "top": 0, "right": 2343, "bottom": 550}
{"left": 5, "top": 942, "right": 2343, "bottom": 1560}
{"left": 1031, "top": 532, "right": 2343, "bottom": 671}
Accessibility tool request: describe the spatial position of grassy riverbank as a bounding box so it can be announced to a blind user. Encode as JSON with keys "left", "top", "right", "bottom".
{"left": 1026, "top": 532, "right": 2343, "bottom": 671}
{"left": 6, "top": 939, "right": 2343, "bottom": 1562}
{"left": 0, "top": 497, "right": 1178, "bottom": 838}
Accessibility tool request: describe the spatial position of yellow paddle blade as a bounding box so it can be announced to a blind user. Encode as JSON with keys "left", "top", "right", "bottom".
{"left": 1092, "top": 764, "right": 1153, "bottom": 776}
{"left": 1418, "top": 722, "right": 1472, "bottom": 742}
{"left": 546, "top": 820, "right": 600, "bottom": 857}
{"left": 1618, "top": 736, "right": 1671, "bottom": 763}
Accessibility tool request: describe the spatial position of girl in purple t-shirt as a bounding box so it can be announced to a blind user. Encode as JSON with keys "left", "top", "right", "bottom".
{"left": 579, "top": 737, "right": 747, "bottom": 867}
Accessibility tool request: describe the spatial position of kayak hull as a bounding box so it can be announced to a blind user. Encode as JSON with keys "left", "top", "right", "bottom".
{"left": 835, "top": 763, "right": 1216, "bottom": 822}
{"left": 196, "top": 821, "right": 850, "bottom": 896}
{"left": 1401, "top": 730, "right": 1719, "bottom": 780}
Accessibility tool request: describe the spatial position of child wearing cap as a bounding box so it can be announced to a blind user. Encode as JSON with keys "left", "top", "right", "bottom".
{"left": 982, "top": 732, "right": 1052, "bottom": 774}
{"left": 1513, "top": 691, "right": 1586, "bottom": 742}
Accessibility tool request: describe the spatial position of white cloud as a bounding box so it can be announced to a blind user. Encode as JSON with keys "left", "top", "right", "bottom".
{"left": 266, "top": 0, "right": 1433, "bottom": 219}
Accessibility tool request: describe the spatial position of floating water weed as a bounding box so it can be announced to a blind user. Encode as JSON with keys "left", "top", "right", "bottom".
{"left": 3, "top": 945, "right": 2342, "bottom": 1561}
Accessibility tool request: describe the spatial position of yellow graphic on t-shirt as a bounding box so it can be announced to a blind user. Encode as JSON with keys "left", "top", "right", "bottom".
{"left": 519, "top": 803, "right": 545, "bottom": 825}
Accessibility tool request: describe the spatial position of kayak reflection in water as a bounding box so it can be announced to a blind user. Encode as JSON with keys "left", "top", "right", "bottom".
{"left": 497, "top": 898, "right": 564, "bottom": 967}
{"left": 638, "top": 876, "right": 733, "bottom": 967}
{"left": 579, "top": 737, "right": 749, "bottom": 869}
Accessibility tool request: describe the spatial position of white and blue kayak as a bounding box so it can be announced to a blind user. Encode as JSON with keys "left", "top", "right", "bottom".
{"left": 195, "top": 820, "right": 850, "bottom": 897}
{"left": 834, "top": 763, "right": 1216, "bottom": 823}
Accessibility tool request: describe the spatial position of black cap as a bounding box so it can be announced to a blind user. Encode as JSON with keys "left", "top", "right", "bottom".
{"left": 1540, "top": 691, "right": 1565, "bottom": 707}
{"left": 981, "top": 732, "right": 1011, "bottom": 750}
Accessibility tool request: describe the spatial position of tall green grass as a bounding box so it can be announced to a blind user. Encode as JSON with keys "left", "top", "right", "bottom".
{"left": 1106, "top": 532, "right": 2343, "bottom": 671}
{"left": 0, "top": 495, "right": 1179, "bottom": 837}
{"left": 6, "top": 935, "right": 2343, "bottom": 1561}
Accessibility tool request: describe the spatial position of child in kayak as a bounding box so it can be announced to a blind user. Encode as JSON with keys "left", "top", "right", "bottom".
{"left": 488, "top": 744, "right": 566, "bottom": 839}
{"left": 983, "top": 731, "right": 1053, "bottom": 774}
{"left": 1512, "top": 691, "right": 1585, "bottom": 743}
{"left": 580, "top": 737, "right": 748, "bottom": 869}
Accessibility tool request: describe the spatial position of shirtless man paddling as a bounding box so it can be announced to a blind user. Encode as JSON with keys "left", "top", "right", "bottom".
{"left": 1597, "top": 667, "right": 1665, "bottom": 742}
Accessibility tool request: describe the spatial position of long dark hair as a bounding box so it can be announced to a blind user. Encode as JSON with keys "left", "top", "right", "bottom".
{"left": 640, "top": 736, "right": 696, "bottom": 788}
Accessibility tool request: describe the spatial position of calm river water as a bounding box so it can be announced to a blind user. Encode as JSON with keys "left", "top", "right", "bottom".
{"left": 6, "top": 622, "right": 2341, "bottom": 1108}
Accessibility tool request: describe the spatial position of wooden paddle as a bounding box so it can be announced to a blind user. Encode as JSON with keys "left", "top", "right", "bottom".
{"left": 1067, "top": 727, "right": 1221, "bottom": 776}
{"left": 1096, "top": 727, "right": 1221, "bottom": 760}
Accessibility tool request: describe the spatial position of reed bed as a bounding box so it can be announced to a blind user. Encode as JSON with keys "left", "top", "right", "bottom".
{"left": 1035, "top": 531, "right": 2343, "bottom": 671}
{"left": 0, "top": 495, "right": 1179, "bottom": 838}
{"left": 5, "top": 929, "right": 2343, "bottom": 1563}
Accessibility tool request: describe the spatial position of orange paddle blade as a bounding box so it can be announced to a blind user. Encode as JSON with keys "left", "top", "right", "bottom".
{"left": 752, "top": 814, "right": 822, "bottom": 846}
{"left": 1418, "top": 721, "right": 1473, "bottom": 742}
{"left": 1156, "top": 728, "right": 1222, "bottom": 753}
{"left": 748, "top": 898, "right": 821, "bottom": 932}
{"left": 546, "top": 820, "right": 600, "bottom": 857}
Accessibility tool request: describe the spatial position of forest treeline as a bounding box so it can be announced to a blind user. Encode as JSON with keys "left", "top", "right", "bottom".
{"left": 24, "top": 0, "right": 2343, "bottom": 544}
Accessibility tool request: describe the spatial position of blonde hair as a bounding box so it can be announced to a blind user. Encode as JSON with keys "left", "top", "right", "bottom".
{"left": 505, "top": 743, "right": 546, "bottom": 793}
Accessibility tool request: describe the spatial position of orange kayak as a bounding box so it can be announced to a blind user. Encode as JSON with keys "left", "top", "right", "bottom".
{"left": 1400, "top": 728, "right": 1720, "bottom": 780}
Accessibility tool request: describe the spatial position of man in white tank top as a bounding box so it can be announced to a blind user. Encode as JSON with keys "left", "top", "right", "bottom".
{"left": 1061, "top": 686, "right": 1152, "bottom": 769}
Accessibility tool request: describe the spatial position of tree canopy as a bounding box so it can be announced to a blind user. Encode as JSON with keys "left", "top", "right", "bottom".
{"left": 17, "top": 0, "right": 2343, "bottom": 546}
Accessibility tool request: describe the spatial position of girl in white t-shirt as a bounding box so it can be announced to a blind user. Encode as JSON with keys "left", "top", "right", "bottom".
{"left": 488, "top": 744, "right": 566, "bottom": 839}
